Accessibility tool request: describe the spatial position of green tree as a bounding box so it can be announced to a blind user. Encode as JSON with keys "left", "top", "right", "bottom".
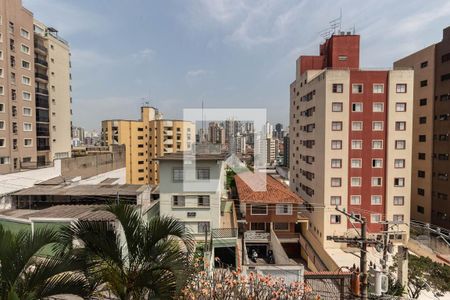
{"left": 0, "top": 225, "right": 91, "bottom": 300}
{"left": 59, "top": 204, "right": 195, "bottom": 299}
{"left": 408, "top": 255, "right": 450, "bottom": 299}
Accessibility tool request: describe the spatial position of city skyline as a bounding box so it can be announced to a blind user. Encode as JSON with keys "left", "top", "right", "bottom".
{"left": 23, "top": 0, "right": 450, "bottom": 130}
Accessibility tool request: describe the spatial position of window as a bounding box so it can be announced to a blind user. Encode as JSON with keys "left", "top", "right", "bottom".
{"left": 395, "top": 122, "right": 406, "bottom": 131}
{"left": 0, "top": 50, "right": 2, "bottom": 60}
{"left": 372, "top": 159, "right": 383, "bottom": 168}
{"left": 372, "top": 177, "right": 382, "bottom": 187}
{"left": 351, "top": 159, "right": 362, "bottom": 168}
{"left": 0, "top": 103, "right": 4, "bottom": 112}
{"left": 21, "top": 60, "right": 30, "bottom": 69}
{"left": 352, "top": 121, "right": 363, "bottom": 131}
{"left": 442, "top": 52, "right": 450, "bottom": 63}
{"left": 196, "top": 168, "right": 210, "bottom": 180}
{"left": 352, "top": 103, "right": 363, "bottom": 112}
{"left": 338, "top": 55, "right": 348, "bottom": 61}
{"left": 332, "top": 102, "right": 343, "bottom": 112}
{"left": 352, "top": 140, "right": 362, "bottom": 150}
{"left": 22, "top": 76, "right": 31, "bottom": 85}
{"left": 330, "top": 215, "right": 341, "bottom": 224}
{"left": 420, "top": 80, "right": 428, "bottom": 87}
{"left": 23, "top": 123, "right": 32, "bottom": 131}
{"left": 419, "top": 116, "right": 427, "bottom": 124}
{"left": 332, "top": 84, "right": 343, "bottom": 93}
{"left": 419, "top": 135, "right": 426, "bottom": 142}
{"left": 373, "top": 102, "right": 384, "bottom": 112}
{"left": 276, "top": 204, "right": 293, "bottom": 215}
{"left": 23, "top": 107, "right": 32, "bottom": 116}
{"left": 394, "top": 177, "right": 405, "bottom": 187}
{"left": 351, "top": 195, "right": 361, "bottom": 205}
{"left": 331, "top": 159, "right": 342, "bottom": 168}
{"left": 418, "top": 170, "right": 425, "bottom": 178}
{"left": 331, "top": 121, "right": 342, "bottom": 131}
{"left": 371, "top": 214, "right": 382, "bottom": 223}
{"left": 373, "top": 84, "right": 384, "bottom": 94}
{"left": 371, "top": 195, "right": 382, "bottom": 205}
{"left": 22, "top": 91, "right": 31, "bottom": 101}
{"left": 0, "top": 86, "right": 3, "bottom": 95}
{"left": 0, "top": 68, "right": 3, "bottom": 78}
{"left": 372, "top": 121, "right": 383, "bottom": 131}
{"left": 396, "top": 84, "right": 407, "bottom": 93}
{"left": 331, "top": 140, "right": 342, "bottom": 150}
{"left": 24, "top": 138, "right": 32, "bottom": 147}
{"left": 0, "top": 157, "right": 10, "bottom": 165}
{"left": 274, "top": 223, "right": 289, "bottom": 231}
{"left": 352, "top": 84, "right": 363, "bottom": 94}
{"left": 417, "top": 206, "right": 425, "bottom": 214}
{"left": 251, "top": 205, "right": 268, "bottom": 215}
{"left": 418, "top": 188, "right": 425, "bottom": 196}
{"left": 420, "top": 61, "right": 428, "bottom": 68}
{"left": 393, "top": 215, "right": 404, "bottom": 223}
{"left": 396, "top": 103, "right": 407, "bottom": 112}
{"left": 351, "top": 177, "right": 361, "bottom": 187}
{"left": 20, "top": 28, "right": 30, "bottom": 39}
{"left": 419, "top": 98, "right": 427, "bottom": 106}
{"left": 372, "top": 140, "right": 383, "bottom": 149}
{"left": 172, "top": 168, "right": 183, "bottom": 181}
{"left": 0, "top": 139, "right": 5, "bottom": 147}
{"left": 418, "top": 153, "right": 426, "bottom": 160}
{"left": 330, "top": 196, "right": 341, "bottom": 206}
{"left": 394, "top": 196, "right": 404, "bottom": 206}
{"left": 0, "top": 121, "right": 4, "bottom": 130}
{"left": 395, "top": 140, "right": 406, "bottom": 149}
{"left": 198, "top": 195, "right": 210, "bottom": 207}
{"left": 394, "top": 159, "right": 405, "bottom": 168}
{"left": 20, "top": 44, "right": 30, "bottom": 54}
{"left": 331, "top": 177, "right": 342, "bottom": 187}
{"left": 198, "top": 222, "right": 210, "bottom": 233}
{"left": 442, "top": 73, "right": 450, "bottom": 81}
{"left": 8, "top": 22, "right": 14, "bottom": 34}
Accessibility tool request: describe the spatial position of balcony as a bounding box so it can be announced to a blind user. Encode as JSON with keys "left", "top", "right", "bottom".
{"left": 35, "top": 72, "right": 48, "bottom": 81}
{"left": 36, "top": 109, "right": 49, "bottom": 123}
{"left": 34, "top": 43, "right": 48, "bottom": 54}
{"left": 37, "top": 138, "right": 50, "bottom": 151}
{"left": 36, "top": 95, "right": 49, "bottom": 108}
{"left": 244, "top": 231, "right": 270, "bottom": 242}
{"left": 34, "top": 58, "right": 48, "bottom": 68}
{"left": 35, "top": 87, "right": 49, "bottom": 95}
{"left": 37, "top": 124, "right": 50, "bottom": 137}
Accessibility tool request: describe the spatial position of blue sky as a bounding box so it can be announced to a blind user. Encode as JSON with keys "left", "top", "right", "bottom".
{"left": 23, "top": 0, "right": 450, "bottom": 130}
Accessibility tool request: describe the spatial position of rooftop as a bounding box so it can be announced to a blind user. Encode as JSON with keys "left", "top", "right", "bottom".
{"left": 157, "top": 152, "right": 228, "bottom": 161}
{"left": 13, "top": 184, "right": 146, "bottom": 197}
{"left": 235, "top": 172, "right": 303, "bottom": 204}
{"left": 0, "top": 205, "right": 115, "bottom": 221}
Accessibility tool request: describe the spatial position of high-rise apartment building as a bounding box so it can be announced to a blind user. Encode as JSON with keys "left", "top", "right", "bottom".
{"left": 101, "top": 106, "right": 195, "bottom": 185}
{"left": 0, "top": 0, "right": 71, "bottom": 174}
{"left": 394, "top": 26, "right": 450, "bottom": 229}
{"left": 208, "top": 121, "right": 225, "bottom": 145}
{"left": 290, "top": 32, "right": 413, "bottom": 248}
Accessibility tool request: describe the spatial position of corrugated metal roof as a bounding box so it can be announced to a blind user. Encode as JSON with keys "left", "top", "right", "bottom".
{"left": 13, "top": 184, "right": 144, "bottom": 196}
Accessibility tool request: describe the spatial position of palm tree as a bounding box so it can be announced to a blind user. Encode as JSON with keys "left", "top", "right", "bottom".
{"left": 59, "top": 203, "right": 195, "bottom": 299}
{"left": 0, "top": 224, "right": 91, "bottom": 300}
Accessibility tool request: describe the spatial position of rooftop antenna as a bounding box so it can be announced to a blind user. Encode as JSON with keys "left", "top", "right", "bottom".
{"left": 319, "top": 10, "right": 343, "bottom": 40}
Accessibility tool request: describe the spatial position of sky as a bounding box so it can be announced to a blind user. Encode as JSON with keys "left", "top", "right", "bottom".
{"left": 22, "top": 0, "right": 450, "bottom": 131}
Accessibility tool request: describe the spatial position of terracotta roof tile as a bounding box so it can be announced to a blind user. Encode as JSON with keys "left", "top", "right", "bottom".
{"left": 234, "top": 172, "right": 303, "bottom": 204}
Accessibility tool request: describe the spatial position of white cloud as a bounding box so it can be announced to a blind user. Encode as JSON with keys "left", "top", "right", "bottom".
{"left": 131, "top": 48, "right": 155, "bottom": 60}
{"left": 186, "top": 69, "right": 209, "bottom": 78}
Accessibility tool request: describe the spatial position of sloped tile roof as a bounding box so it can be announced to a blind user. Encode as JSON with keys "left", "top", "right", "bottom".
{"left": 234, "top": 172, "right": 303, "bottom": 204}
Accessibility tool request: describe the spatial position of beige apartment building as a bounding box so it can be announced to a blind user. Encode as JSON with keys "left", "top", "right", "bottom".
{"left": 102, "top": 106, "right": 195, "bottom": 185}
{"left": 290, "top": 33, "right": 413, "bottom": 248}
{"left": 394, "top": 26, "right": 450, "bottom": 229}
{"left": 0, "top": 0, "right": 72, "bottom": 174}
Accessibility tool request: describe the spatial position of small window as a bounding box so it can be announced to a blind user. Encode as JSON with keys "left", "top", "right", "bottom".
{"left": 419, "top": 117, "right": 427, "bottom": 124}
{"left": 352, "top": 121, "right": 363, "bottom": 131}
{"left": 351, "top": 195, "right": 361, "bottom": 205}
{"left": 276, "top": 204, "right": 293, "bottom": 215}
{"left": 332, "top": 102, "right": 343, "bottom": 112}
{"left": 331, "top": 159, "right": 342, "bottom": 168}
{"left": 418, "top": 170, "right": 425, "bottom": 178}
{"left": 420, "top": 61, "right": 428, "bottom": 68}
{"left": 395, "top": 122, "right": 406, "bottom": 131}
{"left": 23, "top": 123, "right": 32, "bottom": 131}
{"left": 330, "top": 196, "right": 341, "bottom": 206}
{"left": 418, "top": 153, "right": 426, "bottom": 160}
{"left": 0, "top": 121, "right": 4, "bottom": 130}
{"left": 351, "top": 140, "right": 362, "bottom": 150}
{"left": 198, "top": 222, "right": 210, "bottom": 233}
{"left": 331, "top": 177, "right": 342, "bottom": 187}
{"left": 274, "top": 223, "right": 289, "bottom": 231}
{"left": 373, "top": 102, "right": 384, "bottom": 112}
{"left": 0, "top": 139, "right": 5, "bottom": 147}
{"left": 372, "top": 121, "right": 383, "bottom": 131}
{"left": 196, "top": 168, "right": 210, "bottom": 180}
{"left": 351, "top": 159, "right": 362, "bottom": 168}
{"left": 394, "top": 159, "right": 405, "bottom": 168}
{"left": 0, "top": 86, "right": 3, "bottom": 95}
{"left": 372, "top": 140, "right": 383, "bottom": 149}
{"left": 0, "top": 103, "right": 4, "bottom": 112}
{"left": 20, "top": 44, "right": 30, "bottom": 54}
{"left": 394, "top": 177, "right": 405, "bottom": 187}
{"left": 419, "top": 98, "right": 427, "bottom": 106}
{"left": 172, "top": 195, "right": 185, "bottom": 206}
{"left": 394, "top": 196, "right": 405, "bottom": 206}
{"left": 396, "top": 84, "right": 407, "bottom": 93}
{"left": 331, "top": 121, "right": 342, "bottom": 131}
{"left": 22, "top": 76, "right": 31, "bottom": 85}
{"left": 21, "top": 60, "right": 30, "bottom": 69}
{"left": 352, "top": 84, "right": 363, "bottom": 94}
{"left": 417, "top": 206, "right": 425, "bottom": 213}
{"left": 332, "top": 84, "right": 343, "bottom": 93}
{"left": 251, "top": 205, "right": 268, "bottom": 215}
{"left": 351, "top": 177, "right": 361, "bottom": 187}
{"left": 172, "top": 168, "right": 183, "bottom": 181}
{"left": 20, "top": 28, "right": 30, "bottom": 39}
{"left": 373, "top": 84, "right": 384, "bottom": 93}
{"left": 22, "top": 91, "right": 31, "bottom": 101}
{"left": 371, "top": 195, "right": 382, "bottom": 205}
{"left": 0, "top": 157, "right": 10, "bottom": 165}
{"left": 396, "top": 103, "right": 407, "bottom": 112}
{"left": 372, "top": 159, "right": 383, "bottom": 168}
{"left": 198, "top": 195, "right": 210, "bottom": 207}
{"left": 393, "top": 215, "right": 404, "bottom": 223}
{"left": 352, "top": 103, "right": 363, "bottom": 112}
{"left": 371, "top": 214, "right": 382, "bottom": 223}
{"left": 330, "top": 215, "right": 341, "bottom": 224}
{"left": 372, "top": 177, "right": 382, "bottom": 187}
{"left": 0, "top": 68, "right": 3, "bottom": 78}
{"left": 23, "top": 107, "right": 32, "bottom": 116}
{"left": 420, "top": 80, "right": 428, "bottom": 87}
{"left": 24, "top": 138, "right": 32, "bottom": 147}
{"left": 338, "top": 55, "right": 348, "bottom": 61}
{"left": 395, "top": 140, "right": 406, "bottom": 149}
{"left": 331, "top": 140, "right": 342, "bottom": 150}
{"left": 419, "top": 135, "right": 426, "bottom": 142}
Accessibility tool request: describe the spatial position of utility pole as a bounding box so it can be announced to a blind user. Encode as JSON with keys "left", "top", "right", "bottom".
{"left": 328, "top": 207, "right": 377, "bottom": 300}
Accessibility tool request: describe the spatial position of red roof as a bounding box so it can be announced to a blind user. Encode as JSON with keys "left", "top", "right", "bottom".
{"left": 234, "top": 172, "right": 303, "bottom": 204}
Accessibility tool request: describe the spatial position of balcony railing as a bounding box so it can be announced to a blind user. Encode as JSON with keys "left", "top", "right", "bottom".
{"left": 244, "top": 231, "right": 270, "bottom": 241}
{"left": 34, "top": 43, "right": 48, "bottom": 53}
{"left": 36, "top": 95, "right": 49, "bottom": 108}
{"left": 211, "top": 228, "right": 238, "bottom": 239}
{"left": 34, "top": 58, "right": 48, "bottom": 67}
{"left": 35, "top": 87, "right": 49, "bottom": 95}
{"left": 36, "top": 110, "right": 49, "bottom": 123}
{"left": 37, "top": 145, "right": 50, "bottom": 151}
{"left": 35, "top": 72, "right": 48, "bottom": 81}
